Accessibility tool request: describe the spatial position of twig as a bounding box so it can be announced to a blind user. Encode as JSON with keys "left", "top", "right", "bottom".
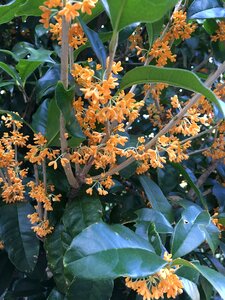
{"left": 180, "top": 124, "right": 219, "bottom": 145}
{"left": 34, "top": 164, "right": 43, "bottom": 220}
{"left": 187, "top": 147, "right": 210, "bottom": 156}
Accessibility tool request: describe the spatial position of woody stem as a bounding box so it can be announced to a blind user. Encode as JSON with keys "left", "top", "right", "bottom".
{"left": 60, "top": 15, "right": 80, "bottom": 189}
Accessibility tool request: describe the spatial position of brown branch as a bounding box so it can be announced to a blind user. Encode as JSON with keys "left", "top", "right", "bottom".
{"left": 34, "top": 164, "right": 43, "bottom": 220}
{"left": 60, "top": 16, "right": 80, "bottom": 189}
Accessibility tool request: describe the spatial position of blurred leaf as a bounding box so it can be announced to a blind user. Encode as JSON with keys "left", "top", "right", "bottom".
{"left": 55, "top": 82, "right": 85, "bottom": 141}
{"left": 78, "top": 18, "right": 107, "bottom": 69}
{"left": 66, "top": 279, "right": 114, "bottom": 300}
{"left": 0, "top": 203, "right": 39, "bottom": 272}
{"left": 101, "top": 0, "right": 178, "bottom": 32}
{"left": 64, "top": 222, "right": 166, "bottom": 281}
{"left": 139, "top": 175, "right": 173, "bottom": 222}
{"left": 62, "top": 196, "right": 103, "bottom": 238}
{"left": 120, "top": 66, "right": 225, "bottom": 116}
{"left": 213, "top": 182, "right": 225, "bottom": 210}
{"left": 181, "top": 277, "right": 200, "bottom": 300}
{"left": 171, "top": 207, "right": 210, "bottom": 258}
{"left": 188, "top": 0, "right": 225, "bottom": 19}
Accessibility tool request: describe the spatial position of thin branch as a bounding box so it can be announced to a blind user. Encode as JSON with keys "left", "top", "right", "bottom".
{"left": 187, "top": 147, "right": 210, "bottom": 156}
{"left": 180, "top": 124, "right": 219, "bottom": 145}
{"left": 34, "top": 164, "right": 43, "bottom": 220}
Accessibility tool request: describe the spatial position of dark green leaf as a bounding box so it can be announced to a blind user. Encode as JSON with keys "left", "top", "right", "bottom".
{"left": 139, "top": 175, "right": 173, "bottom": 222}
{"left": 119, "top": 66, "right": 225, "bottom": 116}
{"left": 0, "top": 62, "right": 21, "bottom": 84}
{"left": 32, "top": 99, "right": 49, "bottom": 135}
{"left": 0, "top": 251, "right": 14, "bottom": 296}
{"left": 64, "top": 222, "right": 166, "bottom": 280}
{"left": 45, "top": 224, "right": 67, "bottom": 293}
{"left": 0, "top": 203, "right": 39, "bottom": 272}
{"left": 188, "top": 0, "right": 225, "bottom": 19}
{"left": 171, "top": 207, "right": 210, "bottom": 258}
{"left": 101, "top": 0, "right": 178, "bottom": 32}
{"left": 146, "top": 18, "right": 164, "bottom": 49}
{"left": 66, "top": 279, "right": 114, "bottom": 300}
{"left": 78, "top": 18, "right": 107, "bottom": 69}
{"left": 135, "top": 208, "right": 173, "bottom": 234}
{"left": 55, "top": 82, "right": 85, "bottom": 141}
{"left": 62, "top": 196, "right": 103, "bottom": 238}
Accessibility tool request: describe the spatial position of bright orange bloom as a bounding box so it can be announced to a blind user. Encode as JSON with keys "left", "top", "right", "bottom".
{"left": 81, "top": 0, "right": 98, "bottom": 15}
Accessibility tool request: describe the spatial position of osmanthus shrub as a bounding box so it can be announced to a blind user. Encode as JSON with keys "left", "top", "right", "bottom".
{"left": 0, "top": 0, "right": 225, "bottom": 299}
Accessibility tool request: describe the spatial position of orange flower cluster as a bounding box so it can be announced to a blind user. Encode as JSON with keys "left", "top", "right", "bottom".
{"left": 128, "top": 27, "right": 143, "bottom": 50}
{"left": 0, "top": 115, "right": 28, "bottom": 203}
{"left": 125, "top": 253, "right": 183, "bottom": 300}
{"left": 71, "top": 61, "right": 144, "bottom": 194}
{"left": 28, "top": 182, "right": 61, "bottom": 237}
{"left": 40, "top": 0, "right": 97, "bottom": 49}
{"left": 204, "top": 121, "right": 225, "bottom": 163}
{"left": 134, "top": 11, "right": 196, "bottom": 66}
{"left": 212, "top": 208, "right": 225, "bottom": 232}
{"left": 0, "top": 241, "right": 4, "bottom": 250}
{"left": 211, "top": 21, "right": 225, "bottom": 42}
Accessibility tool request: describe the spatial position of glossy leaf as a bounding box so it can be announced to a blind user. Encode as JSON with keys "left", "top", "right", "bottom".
{"left": 55, "top": 82, "right": 85, "bottom": 141}
{"left": 64, "top": 222, "right": 166, "bottom": 281}
{"left": 78, "top": 18, "right": 107, "bottom": 69}
{"left": 181, "top": 277, "right": 200, "bottom": 300}
{"left": 171, "top": 207, "right": 210, "bottom": 258}
{"left": 135, "top": 208, "right": 173, "bottom": 234}
{"left": 119, "top": 65, "right": 225, "bottom": 116}
{"left": 101, "top": 0, "right": 178, "bottom": 32}
{"left": 66, "top": 279, "right": 114, "bottom": 300}
{"left": 188, "top": 0, "right": 225, "bottom": 19}
{"left": 0, "top": 62, "right": 21, "bottom": 84}
{"left": 62, "top": 196, "right": 103, "bottom": 238}
{"left": 139, "top": 175, "right": 173, "bottom": 222}
{"left": 0, "top": 203, "right": 39, "bottom": 272}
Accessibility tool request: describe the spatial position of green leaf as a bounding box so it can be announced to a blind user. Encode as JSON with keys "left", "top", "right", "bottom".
{"left": 171, "top": 207, "right": 210, "bottom": 258}
{"left": 45, "top": 224, "right": 67, "bottom": 293}
{"left": 32, "top": 99, "right": 49, "bottom": 135}
{"left": 101, "top": 0, "right": 178, "bottom": 32}
{"left": 199, "top": 223, "right": 219, "bottom": 255}
{"left": 16, "top": 60, "right": 41, "bottom": 84}
{"left": 0, "top": 203, "right": 39, "bottom": 272}
{"left": 64, "top": 222, "right": 167, "bottom": 281}
{"left": 16, "top": 0, "right": 44, "bottom": 17}
{"left": 26, "top": 47, "right": 55, "bottom": 64}
{"left": 0, "top": 0, "right": 26, "bottom": 25}
{"left": 135, "top": 208, "right": 173, "bottom": 234}
{"left": 171, "top": 163, "right": 207, "bottom": 209}
{"left": 78, "top": 18, "right": 107, "bottom": 69}
{"left": 0, "top": 62, "right": 21, "bottom": 84}
{"left": 188, "top": 0, "right": 225, "bottom": 19}
{"left": 66, "top": 279, "right": 114, "bottom": 300}
{"left": 173, "top": 257, "right": 225, "bottom": 299}
{"left": 181, "top": 277, "right": 200, "bottom": 300}
{"left": 62, "top": 196, "right": 103, "bottom": 238}
{"left": 55, "top": 82, "right": 85, "bottom": 142}
{"left": 146, "top": 18, "right": 164, "bottom": 49}
{"left": 139, "top": 175, "right": 173, "bottom": 222}
{"left": 119, "top": 65, "right": 225, "bottom": 116}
